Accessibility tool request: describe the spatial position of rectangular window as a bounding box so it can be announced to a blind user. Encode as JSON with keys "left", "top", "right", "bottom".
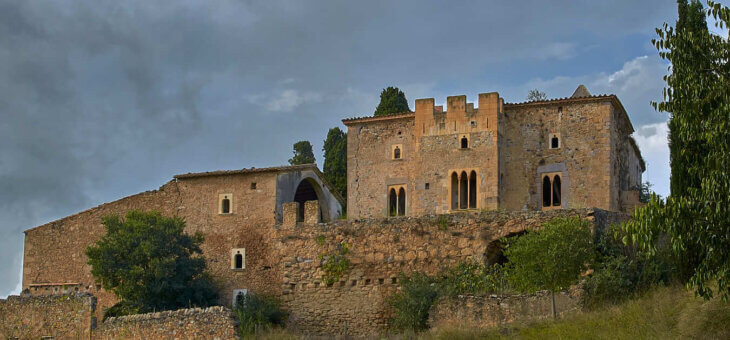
{"left": 219, "top": 193, "right": 233, "bottom": 214}
{"left": 250, "top": 182, "right": 257, "bottom": 190}
{"left": 231, "top": 248, "right": 246, "bottom": 269}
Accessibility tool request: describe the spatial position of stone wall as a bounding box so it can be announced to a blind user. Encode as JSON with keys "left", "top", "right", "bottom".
{"left": 0, "top": 293, "right": 96, "bottom": 339}
{"left": 273, "top": 208, "right": 625, "bottom": 335}
{"left": 96, "top": 306, "right": 237, "bottom": 340}
{"left": 428, "top": 289, "right": 582, "bottom": 330}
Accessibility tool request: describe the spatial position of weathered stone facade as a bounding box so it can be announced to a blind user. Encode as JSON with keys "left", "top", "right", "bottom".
{"left": 344, "top": 86, "right": 645, "bottom": 218}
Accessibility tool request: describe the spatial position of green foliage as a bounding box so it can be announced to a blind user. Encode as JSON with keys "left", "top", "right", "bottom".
{"left": 85, "top": 210, "right": 218, "bottom": 319}
{"left": 320, "top": 242, "right": 350, "bottom": 285}
{"left": 233, "top": 293, "right": 287, "bottom": 337}
{"left": 623, "top": 0, "right": 730, "bottom": 299}
{"left": 388, "top": 272, "right": 438, "bottom": 332}
{"left": 526, "top": 89, "right": 547, "bottom": 102}
{"left": 288, "top": 140, "right": 315, "bottom": 165}
{"left": 504, "top": 217, "right": 594, "bottom": 294}
{"left": 637, "top": 181, "right": 659, "bottom": 203}
{"left": 374, "top": 86, "right": 410, "bottom": 117}
{"left": 437, "top": 261, "right": 506, "bottom": 297}
{"left": 315, "top": 235, "right": 326, "bottom": 246}
{"left": 437, "top": 215, "right": 448, "bottom": 231}
{"left": 322, "top": 127, "right": 347, "bottom": 200}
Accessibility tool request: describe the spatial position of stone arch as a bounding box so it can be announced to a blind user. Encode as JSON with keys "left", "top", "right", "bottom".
{"left": 552, "top": 175, "right": 562, "bottom": 207}
{"left": 461, "top": 136, "right": 469, "bottom": 149}
{"left": 459, "top": 171, "right": 468, "bottom": 209}
{"left": 485, "top": 231, "right": 527, "bottom": 266}
{"left": 542, "top": 176, "right": 552, "bottom": 207}
{"left": 389, "top": 188, "right": 397, "bottom": 216}
{"left": 293, "top": 178, "right": 329, "bottom": 222}
{"left": 451, "top": 172, "right": 459, "bottom": 210}
{"left": 398, "top": 187, "right": 406, "bottom": 216}
{"left": 469, "top": 170, "right": 477, "bottom": 209}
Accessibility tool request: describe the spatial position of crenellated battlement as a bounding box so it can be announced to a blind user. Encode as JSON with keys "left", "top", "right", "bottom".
{"left": 414, "top": 92, "right": 503, "bottom": 137}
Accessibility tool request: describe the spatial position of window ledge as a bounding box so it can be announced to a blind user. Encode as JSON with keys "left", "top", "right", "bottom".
{"left": 391, "top": 158, "right": 404, "bottom": 161}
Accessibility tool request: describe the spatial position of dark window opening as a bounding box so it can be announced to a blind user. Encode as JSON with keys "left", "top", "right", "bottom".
{"left": 552, "top": 175, "right": 562, "bottom": 206}
{"left": 397, "top": 130, "right": 402, "bottom": 135}
{"left": 558, "top": 106, "right": 563, "bottom": 113}
{"left": 459, "top": 171, "right": 468, "bottom": 209}
{"left": 389, "top": 188, "right": 397, "bottom": 216}
{"left": 221, "top": 197, "right": 231, "bottom": 214}
{"left": 234, "top": 253, "right": 243, "bottom": 269}
{"left": 235, "top": 292, "right": 245, "bottom": 307}
{"left": 250, "top": 182, "right": 257, "bottom": 190}
{"left": 394, "top": 146, "right": 401, "bottom": 159}
{"left": 425, "top": 183, "right": 430, "bottom": 190}
{"left": 451, "top": 172, "right": 459, "bottom": 210}
{"left": 542, "top": 176, "right": 552, "bottom": 207}
{"left": 460, "top": 136, "right": 468, "bottom": 149}
{"left": 470, "top": 120, "right": 477, "bottom": 127}
{"left": 398, "top": 188, "right": 406, "bottom": 216}
{"left": 551, "top": 135, "right": 559, "bottom": 149}
{"left": 469, "top": 170, "right": 477, "bottom": 209}
{"left": 294, "top": 180, "right": 319, "bottom": 222}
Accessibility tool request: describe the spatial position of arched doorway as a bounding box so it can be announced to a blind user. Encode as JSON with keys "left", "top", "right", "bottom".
{"left": 485, "top": 231, "right": 527, "bottom": 266}
{"left": 294, "top": 179, "right": 322, "bottom": 222}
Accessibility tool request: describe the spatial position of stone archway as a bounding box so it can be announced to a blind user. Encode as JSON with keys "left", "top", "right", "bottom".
{"left": 293, "top": 178, "right": 330, "bottom": 222}
{"left": 484, "top": 231, "right": 527, "bottom": 266}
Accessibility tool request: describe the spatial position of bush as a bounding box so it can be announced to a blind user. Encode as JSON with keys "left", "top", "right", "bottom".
{"left": 438, "top": 261, "right": 506, "bottom": 297}
{"left": 233, "top": 293, "right": 287, "bottom": 337}
{"left": 388, "top": 272, "right": 438, "bottom": 331}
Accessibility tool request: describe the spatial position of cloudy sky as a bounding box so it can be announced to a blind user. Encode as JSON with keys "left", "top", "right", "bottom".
{"left": 1, "top": 0, "right": 712, "bottom": 297}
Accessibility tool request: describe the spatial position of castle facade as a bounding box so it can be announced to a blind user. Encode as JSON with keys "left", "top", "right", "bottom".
{"left": 344, "top": 85, "right": 644, "bottom": 218}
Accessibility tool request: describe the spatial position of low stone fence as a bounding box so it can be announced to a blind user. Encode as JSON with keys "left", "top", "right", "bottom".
{"left": 96, "top": 306, "right": 238, "bottom": 339}
{"left": 0, "top": 292, "right": 96, "bottom": 339}
{"left": 429, "top": 289, "right": 582, "bottom": 330}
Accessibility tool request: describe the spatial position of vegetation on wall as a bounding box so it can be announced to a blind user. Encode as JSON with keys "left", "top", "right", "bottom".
{"left": 322, "top": 127, "right": 347, "bottom": 200}
{"left": 622, "top": 0, "right": 730, "bottom": 300}
{"left": 85, "top": 210, "right": 218, "bottom": 319}
{"left": 388, "top": 272, "right": 438, "bottom": 332}
{"left": 374, "top": 86, "right": 410, "bottom": 117}
{"left": 288, "top": 140, "right": 316, "bottom": 165}
{"left": 320, "top": 242, "right": 351, "bottom": 285}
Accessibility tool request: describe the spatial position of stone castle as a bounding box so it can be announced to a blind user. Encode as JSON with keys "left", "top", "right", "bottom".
{"left": 4, "top": 85, "right": 644, "bottom": 337}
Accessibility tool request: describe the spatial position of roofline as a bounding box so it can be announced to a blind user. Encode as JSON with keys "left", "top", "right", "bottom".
{"left": 342, "top": 112, "right": 415, "bottom": 125}
{"left": 629, "top": 137, "right": 647, "bottom": 172}
{"left": 173, "top": 164, "right": 318, "bottom": 179}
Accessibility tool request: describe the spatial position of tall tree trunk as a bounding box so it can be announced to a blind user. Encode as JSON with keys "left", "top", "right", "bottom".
{"left": 551, "top": 291, "right": 557, "bottom": 318}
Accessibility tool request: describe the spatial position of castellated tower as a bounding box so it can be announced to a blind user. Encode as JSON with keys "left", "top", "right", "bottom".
{"left": 343, "top": 86, "right": 644, "bottom": 219}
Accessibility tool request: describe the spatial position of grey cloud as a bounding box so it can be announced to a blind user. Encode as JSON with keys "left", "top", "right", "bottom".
{"left": 0, "top": 0, "right": 678, "bottom": 296}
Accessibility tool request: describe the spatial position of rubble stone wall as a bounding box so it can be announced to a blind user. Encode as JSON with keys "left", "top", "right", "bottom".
{"left": 0, "top": 293, "right": 96, "bottom": 339}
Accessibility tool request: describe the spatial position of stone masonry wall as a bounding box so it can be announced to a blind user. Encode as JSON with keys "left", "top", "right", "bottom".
{"left": 96, "top": 306, "right": 237, "bottom": 340}
{"left": 500, "top": 100, "right": 614, "bottom": 211}
{"left": 428, "top": 290, "right": 582, "bottom": 330}
{"left": 273, "top": 208, "right": 626, "bottom": 335}
{"left": 0, "top": 292, "right": 96, "bottom": 339}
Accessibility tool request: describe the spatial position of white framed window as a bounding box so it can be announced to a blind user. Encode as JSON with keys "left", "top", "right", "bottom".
{"left": 231, "top": 248, "right": 245, "bottom": 270}
{"left": 232, "top": 289, "right": 248, "bottom": 307}
{"left": 219, "top": 193, "right": 233, "bottom": 214}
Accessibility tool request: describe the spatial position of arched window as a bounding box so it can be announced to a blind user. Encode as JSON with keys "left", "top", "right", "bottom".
{"left": 469, "top": 170, "right": 477, "bottom": 209}
{"left": 542, "top": 176, "right": 552, "bottom": 207}
{"left": 221, "top": 196, "right": 230, "bottom": 214}
{"left": 551, "top": 135, "right": 559, "bottom": 149}
{"left": 460, "top": 136, "right": 469, "bottom": 149}
{"left": 459, "top": 171, "right": 468, "bottom": 209}
{"left": 451, "top": 172, "right": 459, "bottom": 210}
{"left": 234, "top": 254, "right": 243, "bottom": 269}
{"left": 552, "top": 175, "right": 561, "bottom": 206}
{"left": 389, "top": 188, "right": 397, "bottom": 216}
{"left": 398, "top": 188, "right": 406, "bottom": 216}
{"left": 393, "top": 146, "right": 401, "bottom": 159}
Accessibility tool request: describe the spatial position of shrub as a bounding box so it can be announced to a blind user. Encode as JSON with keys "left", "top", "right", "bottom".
{"left": 438, "top": 261, "right": 506, "bottom": 297}
{"left": 320, "top": 242, "right": 350, "bottom": 285}
{"left": 388, "top": 272, "right": 439, "bottom": 331}
{"left": 234, "top": 293, "right": 288, "bottom": 337}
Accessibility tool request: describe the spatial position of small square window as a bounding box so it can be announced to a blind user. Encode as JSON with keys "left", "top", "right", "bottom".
{"left": 250, "top": 182, "right": 257, "bottom": 190}
{"left": 425, "top": 183, "right": 430, "bottom": 190}
{"left": 558, "top": 106, "right": 563, "bottom": 113}
{"left": 460, "top": 135, "right": 469, "bottom": 149}
{"left": 232, "top": 289, "right": 248, "bottom": 307}
{"left": 470, "top": 120, "right": 477, "bottom": 127}
{"left": 392, "top": 144, "right": 403, "bottom": 160}
{"left": 549, "top": 133, "right": 561, "bottom": 149}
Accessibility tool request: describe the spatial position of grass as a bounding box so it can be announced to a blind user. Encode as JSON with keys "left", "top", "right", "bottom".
{"left": 426, "top": 284, "right": 730, "bottom": 340}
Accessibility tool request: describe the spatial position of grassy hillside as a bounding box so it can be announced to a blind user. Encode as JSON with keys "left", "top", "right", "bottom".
{"left": 428, "top": 285, "right": 730, "bottom": 340}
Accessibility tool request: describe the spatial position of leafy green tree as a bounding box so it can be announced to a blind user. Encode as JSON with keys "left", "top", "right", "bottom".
{"left": 288, "top": 140, "right": 315, "bottom": 165}
{"left": 374, "top": 86, "right": 410, "bottom": 117}
{"left": 86, "top": 210, "right": 218, "bottom": 318}
{"left": 623, "top": 0, "right": 730, "bottom": 299}
{"left": 526, "top": 89, "right": 547, "bottom": 102}
{"left": 322, "top": 127, "right": 347, "bottom": 199}
{"left": 388, "top": 272, "right": 438, "bottom": 331}
{"left": 504, "top": 217, "right": 594, "bottom": 317}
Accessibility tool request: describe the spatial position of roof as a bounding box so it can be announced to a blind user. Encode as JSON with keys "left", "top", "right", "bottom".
{"left": 173, "top": 163, "right": 319, "bottom": 179}
{"left": 571, "top": 84, "right": 592, "bottom": 98}
{"left": 342, "top": 111, "right": 414, "bottom": 125}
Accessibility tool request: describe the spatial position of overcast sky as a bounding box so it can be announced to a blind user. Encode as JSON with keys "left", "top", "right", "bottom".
{"left": 1, "top": 0, "right": 710, "bottom": 297}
